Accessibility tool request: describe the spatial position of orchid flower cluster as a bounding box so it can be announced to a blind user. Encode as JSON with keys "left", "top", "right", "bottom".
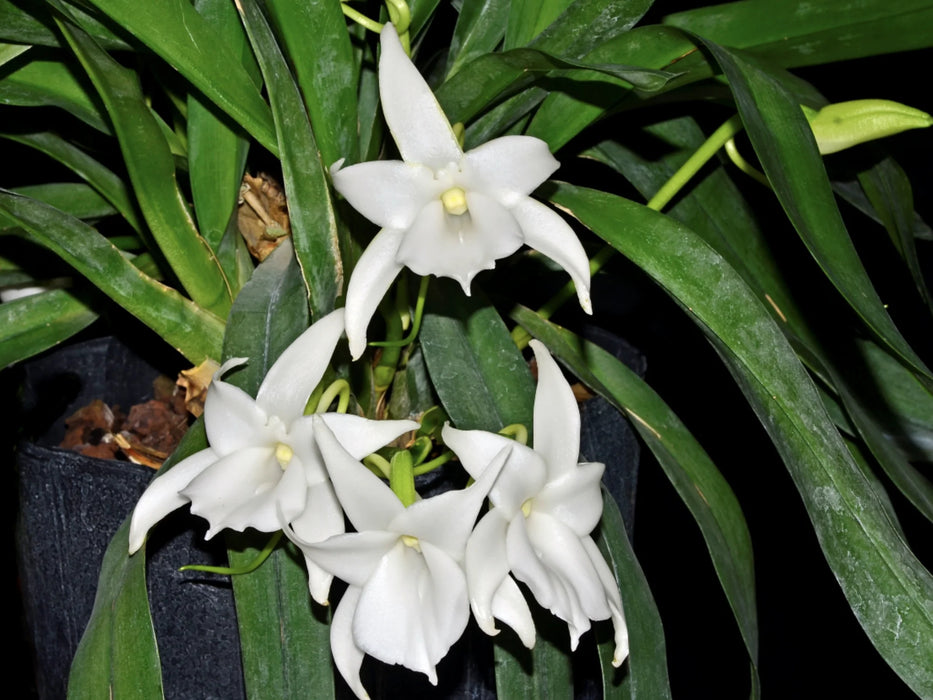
{"left": 129, "top": 22, "right": 625, "bottom": 698}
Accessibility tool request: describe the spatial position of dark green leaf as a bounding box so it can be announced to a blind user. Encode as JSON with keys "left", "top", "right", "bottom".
{"left": 12, "top": 182, "right": 117, "bottom": 220}
{"left": 446, "top": 0, "right": 508, "bottom": 79}
{"left": 54, "top": 10, "right": 234, "bottom": 317}
{"left": 857, "top": 156, "right": 933, "bottom": 311}
{"left": 188, "top": 0, "right": 254, "bottom": 270}
{"left": 0, "top": 55, "right": 110, "bottom": 133}
{"left": 237, "top": 0, "right": 342, "bottom": 319}
{"left": 0, "top": 190, "right": 224, "bottom": 364}
{"left": 526, "top": 26, "right": 707, "bottom": 151}
{"left": 437, "top": 46, "right": 674, "bottom": 126}
{"left": 409, "top": 0, "right": 442, "bottom": 36}
{"left": 78, "top": 0, "right": 277, "bottom": 153}
{"left": 702, "top": 41, "right": 932, "bottom": 384}
{"left": 581, "top": 117, "right": 823, "bottom": 373}
{"left": 263, "top": 0, "right": 359, "bottom": 167}
{"left": 0, "top": 288, "right": 97, "bottom": 368}
{"left": 596, "top": 488, "right": 673, "bottom": 700}
{"left": 0, "top": 0, "right": 129, "bottom": 49}
{"left": 1, "top": 131, "right": 143, "bottom": 232}
{"left": 850, "top": 339, "right": 933, "bottom": 464}
{"left": 550, "top": 182, "right": 933, "bottom": 696}
{"left": 527, "top": 0, "right": 653, "bottom": 59}
{"left": 419, "top": 280, "right": 533, "bottom": 432}
{"left": 504, "top": 0, "right": 573, "bottom": 49}
{"left": 665, "top": 0, "right": 933, "bottom": 68}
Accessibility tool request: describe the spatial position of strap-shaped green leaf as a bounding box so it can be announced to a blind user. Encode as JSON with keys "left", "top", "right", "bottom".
{"left": 237, "top": 0, "right": 342, "bottom": 320}
{"left": 78, "top": 0, "right": 276, "bottom": 153}
{"left": 664, "top": 0, "right": 933, "bottom": 68}
{"left": 12, "top": 182, "right": 117, "bottom": 220}
{"left": 550, "top": 182, "right": 933, "bottom": 697}
{"left": 263, "top": 0, "right": 359, "bottom": 168}
{"left": 702, "top": 41, "right": 933, "bottom": 385}
{"left": 0, "top": 288, "right": 97, "bottom": 369}
{"left": 595, "top": 488, "right": 673, "bottom": 700}
{"left": 0, "top": 55, "right": 110, "bottom": 133}
{"left": 419, "top": 280, "right": 534, "bottom": 433}
{"left": 512, "top": 306, "right": 759, "bottom": 698}
{"left": 858, "top": 156, "right": 933, "bottom": 312}
{"left": 526, "top": 26, "right": 707, "bottom": 151}
{"left": 2, "top": 131, "right": 143, "bottom": 232}
{"left": 52, "top": 10, "right": 234, "bottom": 318}
{"left": 437, "top": 46, "right": 674, "bottom": 126}
{"left": 0, "top": 190, "right": 224, "bottom": 364}
{"left": 446, "top": 0, "right": 509, "bottom": 79}
{"left": 526, "top": 0, "right": 653, "bottom": 59}
{"left": 504, "top": 0, "right": 573, "bottom": 49}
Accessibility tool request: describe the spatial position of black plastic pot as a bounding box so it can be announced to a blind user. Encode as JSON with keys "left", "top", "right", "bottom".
{"left": 15, "top": 336, "right": 243, "bottom": 700}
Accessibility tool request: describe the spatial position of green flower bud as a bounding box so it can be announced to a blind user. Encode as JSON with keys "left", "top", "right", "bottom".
{"left": 803, "top": 99, "right": 932, "bottom": 155}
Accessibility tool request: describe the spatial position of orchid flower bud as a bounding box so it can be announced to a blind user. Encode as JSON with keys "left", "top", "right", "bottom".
{"left": 803, "top": 99, "right": 932, "bottom": 155}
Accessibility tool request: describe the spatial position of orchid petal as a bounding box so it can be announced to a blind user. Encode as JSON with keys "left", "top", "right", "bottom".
{"left": 204, "top": 379, "right": 270, "bottom": 455}
{"left": 395, "top": 193, "right": 522, "bottom": 291}
{"left": 313, "top": 416, "right": 405, "bottom": 530}
{"left": 297, "top": 531, "right": 400, "bottom": 587}
{"left": 344, "top": 227, "right": 405, "bottom": 360}
{"left": 491, "top": 576, "right": 536, "bottom": 649}
{"left": 330, "top": 585, "right": 368, "bottom": 699}
{"left": 529, "top": 339, "right": 582, "bottom": 478}
{"left": 506, "top": 515, "right": 567, "bottom": 616}
{"left": 525, "top": 511, "right": 611, "bottom": 623}
{"left": 461, "top": 135, "right": 559, "bottom": 206}
{"left": 534, "top": 462, "right": 606, "bottom": 536}
{"left": 441, "top": 424, "right": 513, "bottom": 479}
{"left": 442, "top": 426, "right": 545, "bottom": 517}
{"left": 283, "top": 417, "right": 327, "bottom": 484}
{"left": 128, "top": 447, "right": 217, "bottom": 553}
{"left": 379, "top": 23, "right": 462, "bottom": 170}
{"left": 319, "top": 412, "right": 418, "bottom": 460}
{"left": 286, "top": 481, "right": 344, "bottom": 605}
{"left": 255, "top": 308, "right": 345, "bottom": 419}
{"left": 331, "top": 160, "right": 438, "bottom": 229}
{"left": 353, "top": 541, "right": 468, "bottom": 684}
{"left": 582, "top": 536, "right": 629, "bottom": 666}
{"left": 512, "top": 199, "right": 592, "bottom": 314}
{"left": 465, "top": 509, "right": 511, "bottom": 636}
{"left": 180, "top": 446, "right": 279, "bottom": 537}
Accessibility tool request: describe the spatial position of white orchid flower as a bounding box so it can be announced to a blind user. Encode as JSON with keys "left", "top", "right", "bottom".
{"left": 331, "top": 23, "right": 592, "bottom": 359}
{"left": 443, "top": 340, "right": 628, "bottom": 666}
{"left": 128, "top": 308, "right": 418, "bottom": 605}
{"left": 290, "top": 416, "right": 508, "bottom": 699}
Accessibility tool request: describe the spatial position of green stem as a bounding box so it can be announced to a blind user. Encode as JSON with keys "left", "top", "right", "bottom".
{"left": 364, "top": 453, "right": 392, "bottom": 478}
{"left": 724, "top": 138, "right": 770, "bottom": 187}
{"left": 498, "top": 423, "right": 529, "bottom": 446}
{"left": 413, "top": 450, "right": 455, "bottom": 476}
{"left": 180, "top": 531, "right": 283, "bottom": 575}
{"left": 340, "top": 3, "right": 383, "bottom": 33}
{"left": 512, "top": 114, "right": 745, "bottom": 348}
{"left": 315, "top": 379, "right": 350, "bottom": 414}
{"left": 370, "top": 276, "right": 429, "bottom": 350}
